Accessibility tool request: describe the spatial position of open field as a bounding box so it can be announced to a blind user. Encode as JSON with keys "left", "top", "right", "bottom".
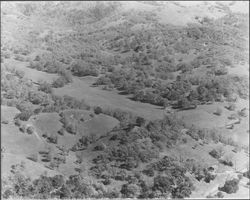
{"left": 55, "top": 77, "right": 165, "bottom": 120}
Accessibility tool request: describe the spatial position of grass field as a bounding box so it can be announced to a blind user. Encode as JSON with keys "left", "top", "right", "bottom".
{"left": 55, "top": 77, "right": 165, "bottom": 120}
{"left": 1, "top": 106, "right": 59, "bottom": 180}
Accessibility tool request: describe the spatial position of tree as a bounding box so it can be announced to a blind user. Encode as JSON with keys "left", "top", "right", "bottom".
{"left": 120, "top": 183, "right": 140, "bottom": 198}
{"left": 26, "top": 126, "right": 35, "bottom": 135}
{"left": 219, "top": 178, "right": 239, "bottom": 194}
{"left": 142, "top": 168, "right": 154, "bottom": 177}
{"left": 209, "top": 149, "right": 220, "bottom": 159}
{"left": 52, "top": 76, "right": 67, "bottom": 88}
{"left": 171, "top": 178, "right": 194, "bottom": 198}
{"left": 243, "top": 170, "right": 250, "bottom": 179}
{"left": 15, "top": 110, "right": 33, "bottom": 121}
{"left": 94, "top": 106, "right": 102, "bottom": 115}
{"left": 216, "top": 145, "right": 225, "bottom": 158}
{"left": 136, "top": 117, "right": 146, "bottom": 127}
{"left": 32, "top": 175, "right": 53, "bottom": 198}
{"left": 216, "top": 191, "right": 224, "bottom": 198}
{"left": 38, "top": 82, "right": 53, "bottom": 94}
{"left": 153, "top": 175, "right": 172, "bottom": 194}
{"left": 28, "top": 90, "right": 47, "bottom": 105}
{"left": 221, "top": 154, "right": 234, "bottom": 166}
{"left": 177, "top": 97, "right": 191, "bottom": 109}
{"left": 214, "top": 66, "right": 228, "bottom": 76}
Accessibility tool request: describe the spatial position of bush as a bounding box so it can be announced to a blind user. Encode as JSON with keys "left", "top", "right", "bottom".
{"left": 142, "top": 168, "right": 154, "bottom": 177}
{"left": 219, "top": 178, "right": 239, "bottom": 194}
{"left": 28, "top": 90, "right": 47, "bottom": 105}
{"left": 216, "top": 191, "right": 224, "bottom": 198}
{"left": 26, "top": 126, "right": 35, "bottom": 135}
{"left": 14, "top": 54, "right": 25, "bottom": 62}
{"left": 52, "top": 76, "right": 67, "bottom": 88}
{"left": 214, "top": 66, "right": 228, "bottom": 76}
{"left": 204, "top": 172, "right": 216, "bottom": 183}
{"left": 243, "top": 170, "right": 250, "bottom": 179}
{"left": 58, "top": 128, "right": 66, "bottom": 136}
{"left": 94, "top": 76, "right": 111, "bottom": 85}
{"left": 120, "top": 183, "right": 140, "bottom": 198}
{"left": 93, "top": 143, "right": 106, "bottom": 151}
{"left": 15, "top": 110, "right": 33, "bottom": 121}
{"left": 14, "top": 118, "right": 21, "bottom": 127}
{"left": 220, "top": 154, "right": 234, "bottom": 166}
{"left": 47, "top": 135, "right": 58, "bottom": 144}
{"left": 39, "top": 82, "right": 53, "bottom": 94}
{"left": 71, "top": 60, "right": 99, "bottom": 77}
{"left": 225, "top": 103, "right": 236, "bottom": 111}
{"left": 66, "top": 123, "right": 77, "bottom": 135}
{"left": 214, "top": 107, "right": 222, "bottom": 116}
{"left": 27, "top": 153, "right": 38, "bottom": 162}
{"left": 94, "top": 106, "right": 102, "bottom": 115}
{"left": 209, "top": 149, "right": 220, "bottom": 159}
{"left": 59, "top": 69, "right": 73, "bottom": 83}
{"left": 19, "top": 124, "right": 27, "bottom": 133}
{"left": 15, "top": 70, "right": 25, "bottom": 79}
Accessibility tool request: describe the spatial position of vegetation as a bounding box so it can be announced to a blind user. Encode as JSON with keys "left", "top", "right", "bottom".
{"left": 219, "top": 178, "right": 239, "bottom": 194}
{"left": 1, "top": 2, "right": 249, "bottom": 199}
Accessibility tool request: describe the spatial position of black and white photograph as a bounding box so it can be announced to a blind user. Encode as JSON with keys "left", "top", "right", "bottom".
{"left": 1, "top": 1, "right": 249, "bottom": 199}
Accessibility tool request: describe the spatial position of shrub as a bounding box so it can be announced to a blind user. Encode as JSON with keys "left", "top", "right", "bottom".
{"left": 6, "top": 90, "right": 15, "bottom": 99}
{"left": 27, "top": 153, "right": 38, "bottom": 162}
{"left": 26, "top": 126, "right": 35, "bottom": 135}
{"left": 93, "top": 143, "right": 106, "bottom": 151}
{"left": 120, "top": 158, "right": 138, "bottom": 170}
{"left": 14, "top": 54, "right": 25, "bottom": 62}
{"left": 142, "top": 168, "right": 154, "bottom": 177}
{"left": 225, "top": 103, "right": 236, "bottom": 111}
{"left": 52, "top": 76, "right": 67, "bottom": 88}
{"left": 216, "top": 145, "right": 225, "bottom": 158}
{"left": 219, "top": 178, "right": 239, "bottom": 194}
{"left": 214, "top": 107, "right": 222, "bottom": 116}
{"left": 209, "top": 149, "right": 220, "bottom": 159}
{"left": 47, "top": 135, "right": 58, "bottom": 144}
{"left": 214, "top": 66, "right": 228, "bottom": 76}
{"left": 120, "top": 183, "right": 140, "bottom": 198}
{"left": 220, "top": 154, "right": 234, "bottom": 166}
{"left": 28, "top": 90, "right": 47, "bottom": 105}
{"left": 243, "top": 170, "right": 250, "bottom": 179}
{"left": 238, "top": 108, "right": 247, "bottom": 117}
{"left": 38, "top": 82, "right": 53, "bottom": 94}
{"left": 216, "top": 191, "right": 224, "bottom": 198}
{"left": 58, "top": 128, "right": 66, "bottom": 136}
{"left": 94, "top": 106, "right": 102, "bottom": 115}
{"left": 94, "top": 76, "right": 111, "bottom": 85}
{"left": 204, "top": 172, "right": 216, "bottom": 183}
{"left": 153, "top": 175, "right": 172, "bottom": 194}
{"left": 237, "top": 174, "right": 243, "bottom": 180}
{"left": 66, "top": 123, "right": 77, "bottom": 135}
{"left": 15, "top": 110, "right": 33, "bottom": 121}
{"left": 59, "top": 69, "right": 73, "bottom": 83}
{"left": 19, "top": 124, "right": 27, "bottom": 133}
{"left": 71, "top": 60, "right": 99, "bottom": 77}
{"left": 14, "top": 118, "right": 21, "bottom": 127}
{"left": 15, "top": 70, "right": 25, "bottom": 79}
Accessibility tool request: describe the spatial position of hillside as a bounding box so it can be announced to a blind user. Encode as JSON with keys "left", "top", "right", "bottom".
{"left": 1, "top": 1, "right": 249, "bottom": 199}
